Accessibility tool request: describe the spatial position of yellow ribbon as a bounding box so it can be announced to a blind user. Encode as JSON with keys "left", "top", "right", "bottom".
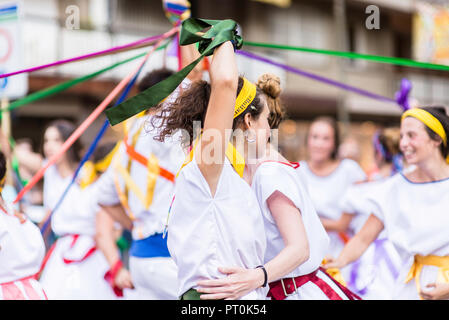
{"left": 234, "top": 77, "right": 257, "bottom": 119}
{"left": 405, "top": 254, "right": 449, "bottom": 299}
{"left": 0, "top": 175, "right": 6, "bottom": 193}
{"left": 114, "top": 113, "right": 160, "bottom": 217}
{"left": 79, "top": 142, "right": 120, "bottom": 189}
{"left": 321, "top": 259, "right": 347, "bottom": 287}
{"left": 176, "top": 139, "right": 245, "bottom": 178}
{"left": 402, "top": 108, "right": 447, "bottom": 146}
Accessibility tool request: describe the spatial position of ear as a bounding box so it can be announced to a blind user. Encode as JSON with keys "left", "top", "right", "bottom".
{"left": 244, "top": 113, "right": 252, "bottom": 130}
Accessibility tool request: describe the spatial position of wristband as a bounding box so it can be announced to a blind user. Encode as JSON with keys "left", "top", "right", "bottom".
{"left": 256, "top": 265, "right": 268, "bottom": 288}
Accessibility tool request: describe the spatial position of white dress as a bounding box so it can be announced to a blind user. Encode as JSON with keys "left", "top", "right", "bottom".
{"left": 167, "top": 156, "right": 268, "bottom": 300}
{"left": 340, "top": 180, "right": 403, "bottom": 299}
{"left": 95, "top": 80, "right": 189, "bottom": 300}
{"left": 366, "top": 173, "right": 449, "bottom": 300}
{"left": 299, "top": 159, "right": 366, "bottom": 264}
{"left": 252, "top": 161, "right": 356, "bottom": 300}
{"left": 0, "top": 202, "right": 47, "bottom": 300}
{"left": 39, "top": 164, "right": 118, "bottom": 300}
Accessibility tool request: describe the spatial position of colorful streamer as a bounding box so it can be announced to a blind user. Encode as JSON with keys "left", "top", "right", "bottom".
{"left": 13, "top": 27, "right": 178, "bottom": 204}
{"left": 243, "top": 41, "right": 449, "bottom": 72}
{"left": 0, "top": 33, "right": 167, "bottom": 79}
{"left": 237, "top": 50, "right": 410, "bottom": 109}
{"left": 2, "top": 41, "right": 170, "bottom": 113}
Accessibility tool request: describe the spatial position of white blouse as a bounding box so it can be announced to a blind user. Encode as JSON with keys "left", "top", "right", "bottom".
{"left": 167, "top": 157, "right": 268, "bottom": 299}
{"left": 299, "top": 159, "right": 366, "bottom": 257}
{"left": 43, "top": 164, "right": 96, "bottom": 236}
{"left": 252, "top": 162, "right": 329, "bottom": 278}
{"left": 0, "top": 203, "right": 45, "bottom": 283}
{"left": 367, "top": 173, "right": 449, "bottom": 299}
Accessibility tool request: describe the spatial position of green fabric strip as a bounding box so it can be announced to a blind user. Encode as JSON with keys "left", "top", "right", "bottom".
{"left": 2, "top": 41, "right": 170, "bottom": 113}
{"left": 180, "top": 288, "right": 202, "bottom": 300}
{"left": 243, "top": 41, "right": 449, "bottom": 72}
{"left": 106, "top": 18, "right": 243, "bottom": 126}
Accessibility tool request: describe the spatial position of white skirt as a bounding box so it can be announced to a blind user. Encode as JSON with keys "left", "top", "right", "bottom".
{"left": 39, "top": 235, "right": 119, "bottom": 300}
{"left": 1, "top": 277, "right": 47, "bottom": 300}
{"left": 126, "top": 256, "right": 178, "bottom": 300}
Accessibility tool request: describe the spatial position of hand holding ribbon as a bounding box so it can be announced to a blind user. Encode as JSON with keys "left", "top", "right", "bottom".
{"left": 106, "top": 18, "right": 243, "bottom": 126}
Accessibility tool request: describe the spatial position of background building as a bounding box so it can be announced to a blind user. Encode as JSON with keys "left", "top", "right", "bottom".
{"left": 2, "top": 0, "right": 449, "bottom": 170}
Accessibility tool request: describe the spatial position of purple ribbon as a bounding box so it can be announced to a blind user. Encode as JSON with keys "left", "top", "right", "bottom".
{"left": 237, "top": 50, "right": 408, "bottom": 110}
{"left": 394, "top": 78, "right": 412, "bottom": 111}
{"left": 0, "top": 34, "right": 164, "bottom": 79}
{"left": 348, "top": 238, "right": 399, "bottom": 296}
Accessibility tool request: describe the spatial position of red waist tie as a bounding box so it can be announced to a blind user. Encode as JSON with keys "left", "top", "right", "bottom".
{"left": 267, "top": 268, "right": 361, "bottom": 300}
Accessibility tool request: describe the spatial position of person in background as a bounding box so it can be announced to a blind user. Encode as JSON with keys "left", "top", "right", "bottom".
{"left": 324, "top": 106, "right": 449, "bottom": 300}
{"left": 299, "top": 116, "right": 366, "bottom": 283}
{"left": 0, "top": 150, "right": 47, "bottom": 300}
{"left": 338, "top": 127, "right": 404, "bottom": 299}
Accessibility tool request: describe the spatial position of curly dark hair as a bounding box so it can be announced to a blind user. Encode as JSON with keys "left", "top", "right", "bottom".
{"left": 152, "top": 76, "right": 265, "bottom": 148}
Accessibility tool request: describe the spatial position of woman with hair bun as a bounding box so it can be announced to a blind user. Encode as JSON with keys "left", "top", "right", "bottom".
{"left": 196, "top": 73, "right": 360, "bottom": 300}
{"left": 156, "top": 41, "right": 270, "bottom": 300}
{"left": 0, "top": 150, "right": 47, "bottom": 300}
{"left": 325, "top": 106, "right": 449, "bottom": 300}
{"left": 299, "top": 116, "right": 366, "bottom": 274}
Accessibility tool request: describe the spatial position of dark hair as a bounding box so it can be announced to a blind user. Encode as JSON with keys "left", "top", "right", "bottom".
{"left": 256, "top": 73, "right": 285, "bottom": 129}
{"left": 138, "top": 68, "right": 175, "bottom": 93}
{"left": 43, "top": 119, "right": 82, "bottom": 164}
{"left": 152, "top": 76, "right": 265, "bottom": 148}
{"left": 309, "top": 116, "right": 340, "bottom": 160}
{"left": 0, "top": 151, "right": 6, "bottom": 182}
{"left": 92, "top": 142, "right": 117, "bottom": 164}
{"left": 376, "top": 127, "right": 401, "bottom": 163}
{"left": 417, "top": 106, "right": 449, "bottom": 160}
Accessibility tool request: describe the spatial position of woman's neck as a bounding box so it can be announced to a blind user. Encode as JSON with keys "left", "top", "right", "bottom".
{"left": 308, "top": 157, "right": 340, "bottom": 176}
{"left": 56, "top": 160, "right": 75, "bottom": 179}
{"left": 408, "top": 154, "right": 449, "bottom": 183}
{"left": 378, "top": 163, "right": 394, "bottom": 178}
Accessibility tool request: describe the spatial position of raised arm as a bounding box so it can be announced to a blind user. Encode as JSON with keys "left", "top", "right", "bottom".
{"left": 196, "top": 41, "right": 237, "bottom": 196}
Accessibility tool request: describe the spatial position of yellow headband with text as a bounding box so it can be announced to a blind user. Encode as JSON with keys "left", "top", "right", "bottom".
{"left": 234, "top": 78, "right": 257, "bottom": 119}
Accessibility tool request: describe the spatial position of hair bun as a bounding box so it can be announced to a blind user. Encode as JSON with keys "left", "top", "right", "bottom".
{"left": 256, "top": 73, "right": 281, "bottom": 99}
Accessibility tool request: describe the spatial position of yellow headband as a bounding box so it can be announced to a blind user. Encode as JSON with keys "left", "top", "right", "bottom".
{"left": 234, "top": 78, "right": 257, "bottom": 119}
{"left": 402, "top": 108, "right": 447, "bottom": 146}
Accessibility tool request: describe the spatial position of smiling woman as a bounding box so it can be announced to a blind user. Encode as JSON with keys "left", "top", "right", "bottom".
{"left": 323, "top": 106, "right": 449, "bottom": 300}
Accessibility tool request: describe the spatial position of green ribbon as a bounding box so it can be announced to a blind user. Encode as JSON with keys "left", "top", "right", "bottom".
{"left": 106, "top": 18, "right": 243, "bottom": 126}
{"left": 243, "top": 41, "right": 449, "bottom": 72}
{"left": 2, "top": 41, "right": 170, "bottom": 113}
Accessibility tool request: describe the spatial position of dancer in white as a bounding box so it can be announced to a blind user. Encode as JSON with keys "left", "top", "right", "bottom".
{"left": 0, "top": 151, "right": 47, "bottom": 300}
{"left": 195, "top": 74, "right": 360, "bottom": 300}
{"left": 155, "top": 41, "right": 269, "bottom": 300}
{"left": 299, "top": 117, "right": 366, "bottom": 282}
{"left": 339, "top": 128, "right": 403, "bottom": 299}
{"left": 325, "top": 106, "right": 449, "bottom": 300}
{"left": 39, "top": 135, "right": 123, "bottom": 299}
